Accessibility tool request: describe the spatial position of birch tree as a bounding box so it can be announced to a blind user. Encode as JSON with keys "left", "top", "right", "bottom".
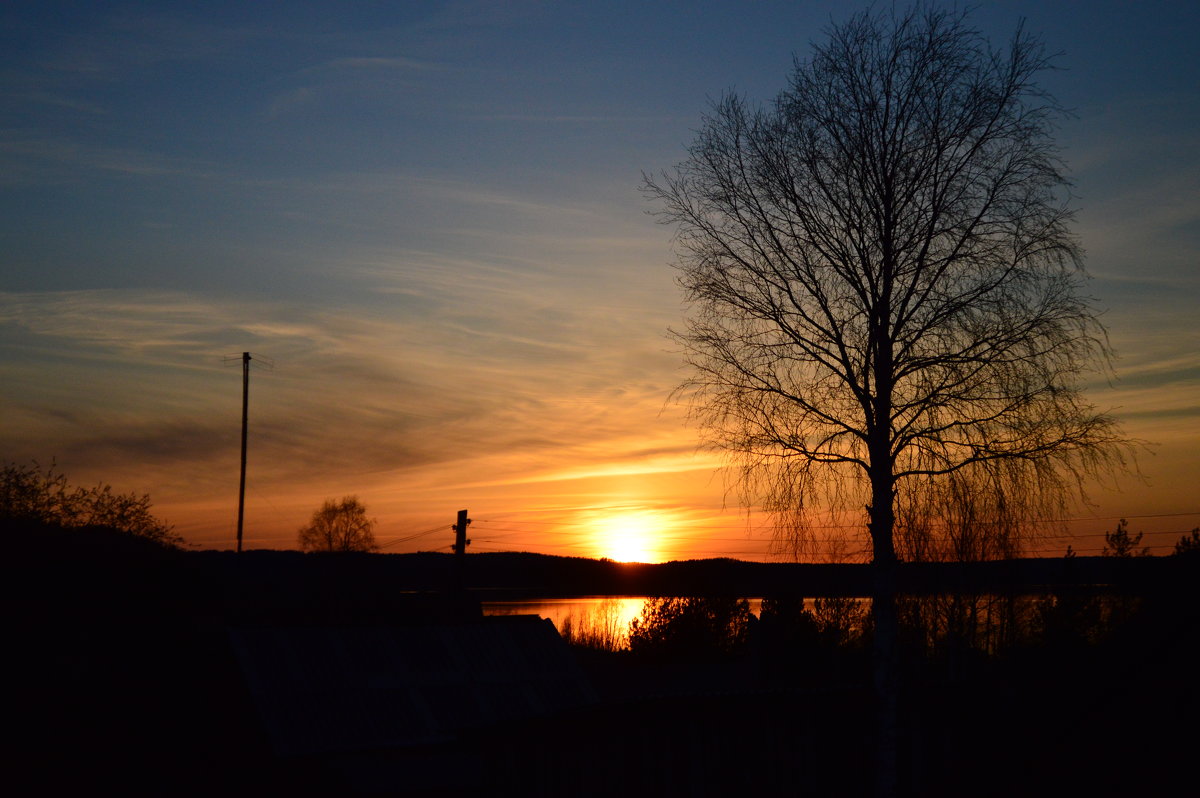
{"left": 644, "top": 5, "right": 1127, "bottom": 793}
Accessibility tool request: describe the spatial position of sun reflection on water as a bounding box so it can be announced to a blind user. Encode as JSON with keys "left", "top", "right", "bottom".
{"left": 484, "top": 597, "right": 646, "bottom": 650}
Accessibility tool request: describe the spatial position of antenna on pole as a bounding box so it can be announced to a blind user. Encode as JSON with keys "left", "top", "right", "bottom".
{"left": 224, "top": 351, "right": 273, "bottom": 552}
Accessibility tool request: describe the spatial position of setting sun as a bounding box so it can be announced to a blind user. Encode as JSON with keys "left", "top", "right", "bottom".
{"left": 592, "top": 510, "right": 662, "bottom": 563}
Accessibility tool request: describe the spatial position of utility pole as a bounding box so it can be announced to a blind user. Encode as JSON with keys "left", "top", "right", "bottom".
{"left": 454, "top": 509, "right": 470, "bottom": 557}
{"left": 225, "top": 351, "right": 271, "bottom": 552}
{"left": 453, "top": 509, "right": 470, "bottom": 599}
{"left": 236, "top": 352, "right": 250, "bottom": 553}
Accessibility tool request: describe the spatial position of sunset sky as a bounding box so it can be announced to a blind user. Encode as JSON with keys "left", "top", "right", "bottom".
{"left": 2, "top": 1, "right": 1197, "bottom": 560}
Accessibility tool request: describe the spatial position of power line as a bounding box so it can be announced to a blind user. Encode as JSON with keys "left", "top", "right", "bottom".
{"left": 377, "top": 524, "right": 451, "bottom": 550}
{"left": 472, "top": 510, "right": 1200, "bottom": 534}
{"left": 407, "top": 506, "right": 1200, "bottom": 561}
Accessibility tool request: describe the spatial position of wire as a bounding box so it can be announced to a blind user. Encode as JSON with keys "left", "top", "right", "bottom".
{"left": 472, "top": 511, "right": 1200, "bottom": 535}
{"left": 377, "top": 524, "right": 451, "bottom": 550}
{"left": 414, "top": 508, "right": 1200, "bottom": 560}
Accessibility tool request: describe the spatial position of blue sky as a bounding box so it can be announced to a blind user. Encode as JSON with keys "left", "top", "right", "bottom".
{"left": 2, "top": 1, "right": 1197, "bottom": 556}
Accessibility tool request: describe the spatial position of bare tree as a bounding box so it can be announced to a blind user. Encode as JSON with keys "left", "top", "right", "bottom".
{"left": 644, "top": 5, "right": 1128, "bottom": 793}
{"left": 297, "top": 496, "right": 378, "bottom": 553}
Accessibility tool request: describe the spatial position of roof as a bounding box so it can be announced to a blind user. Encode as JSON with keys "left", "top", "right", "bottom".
{"left": 228, "top": 615, "right": 596, "bottom": 756}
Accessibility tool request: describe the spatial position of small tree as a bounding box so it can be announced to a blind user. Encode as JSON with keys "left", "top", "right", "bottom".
{"left": 1173, "top": 528, "right": 1200, "bottom": 556}
{"left": 1102, "top": 518, "right": 1150, "bottom": 558}
{"left": 297, "top": 496, "right": 378, "bottom": 552}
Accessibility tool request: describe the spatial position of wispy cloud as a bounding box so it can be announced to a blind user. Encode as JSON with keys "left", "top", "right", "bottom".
{"left": 311, "top": 56, "right": 441, "bottom": 73}
{"left": 1, "top": 89, "right": 109, "bottom": 116}
{"left": 462, "top": 113, "right": 677, "bottom": 124}
{"left": 264, "top": 53, "right": 444, "bottom": 119}
{"left": 0, "top": 284, "right": 693, "bottom": 547}
{"left": 263, "top": 86, "right": 317, "bottom": 119}
{"left": 31, "top": 12, "right": 258, "bottom": 76}
{"left": 0, "top": 136, "right": 215, "bottom": 182}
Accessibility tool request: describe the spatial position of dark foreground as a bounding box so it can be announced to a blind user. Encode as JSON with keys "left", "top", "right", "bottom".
{"left": 11, "top": 525, "right": 1199, "bottom": 796}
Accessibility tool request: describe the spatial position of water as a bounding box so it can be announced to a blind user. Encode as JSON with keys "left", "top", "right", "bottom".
{"left": 481, "top": 596, "right": 769, "bottom": 650}
{"left": 483, "top": 596, "right": 646, "bottom": 637}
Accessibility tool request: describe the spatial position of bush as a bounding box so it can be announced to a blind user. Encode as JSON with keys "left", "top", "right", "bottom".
{"left": 0, "top": 460, "right": 180, "bottom": 546}
{"left": 627, "top": 596, "right": 752, "bottom": 660}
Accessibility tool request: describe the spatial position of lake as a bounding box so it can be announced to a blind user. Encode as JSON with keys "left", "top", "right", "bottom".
{"left": 481, "top": 596, "right": 769, "bottom": 649}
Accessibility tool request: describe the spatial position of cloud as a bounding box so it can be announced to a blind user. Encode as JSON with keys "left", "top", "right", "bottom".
{"left": 0, "top": 136, "right": 215, "bottom": 183}
{"left": 3, "top": 89, "right": 108, "bottom": 116}
{"left": 462, "top": 113, "right": 676, "bottom": 124}
{"left": 31, "top": 12, "right": 258, "bottom": 76}
{"left": 1071, "top": 95, "right": 1200, "bottom": 285}
{"left": 263, "top": 86, "right": 317, "bottom": 119}
{"left": 1112, "top": 356, "right": 1200, "bottom": 392}
{"left": 314, "top": 56, "right": 440, "bottom": 73}
{"left": 0, "top": 283, "right": 694, "bottom": 546}
{"left": 264, "top": 53, "right": 444, "bottom": 119}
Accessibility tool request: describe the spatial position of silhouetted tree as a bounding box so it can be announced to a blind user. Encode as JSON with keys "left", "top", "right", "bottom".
{"left": 627, "top": 596, "right": 752, "bottom": 660}
{"left": 644, "top": 5, "right": 1129, "bottom": 792}
{"left": 646, "top": 3, "right": 1128, "bottom": 568}
{"left": 1102, "top": 518, "right": 1150, "bottom": 557}
{"left": 297, "top": 496, "right": 378, "bottom": 552}
{"left": 1173, "top": 528, "right": 1200, "bottom": 556}
{"left": 1, "top": 460, "right": 180, "bottom": 546}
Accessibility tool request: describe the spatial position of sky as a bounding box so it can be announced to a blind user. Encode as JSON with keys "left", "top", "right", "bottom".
{"left": 2, "top": 1, "right": 1197, "bottom": 560}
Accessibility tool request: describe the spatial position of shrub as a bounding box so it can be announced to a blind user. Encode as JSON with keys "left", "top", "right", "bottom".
{"left": 0, "top": 460, "right": 180, "bottom": 546}
{"left": 627, "top": 596, "right": 752, "bottom": 660}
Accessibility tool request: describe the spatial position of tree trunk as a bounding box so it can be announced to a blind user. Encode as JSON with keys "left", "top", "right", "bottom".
{"left": 869, "top": 465, "right": 899, "bottom": 798}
